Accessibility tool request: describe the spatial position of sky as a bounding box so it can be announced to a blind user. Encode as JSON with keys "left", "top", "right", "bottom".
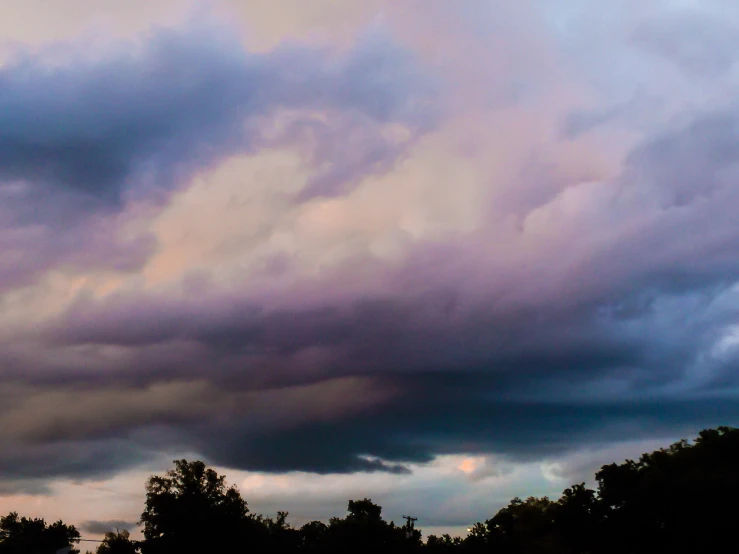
{"left": 1, "top": 0, "right": 739, "bottom": 543}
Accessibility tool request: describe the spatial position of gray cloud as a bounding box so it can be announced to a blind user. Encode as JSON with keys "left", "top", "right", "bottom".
{"left": 560, "top": 91, "right": 663, "bottom": 139}
{"left": 0, "top": 437, "right": 156, "bottom": 486}
{"left": 79, "top": 520, "right": 139, "bottom": 534}
{"left": 632, "top": 9, "right": 739, "bottom": 77}
{"left": 625, "top": 110, "right": 739, "bottom": 207}
{"left": 0, "top": 17, "right": 436, "bottom": 293}
{"left": 0, "top": 479, "right": 51, "bottom": 496}
{"left": 18, "top": 102, "right": 739, "bottom": 477}
{"left": 0, "top": 22, "right": 433, "bottom": 203}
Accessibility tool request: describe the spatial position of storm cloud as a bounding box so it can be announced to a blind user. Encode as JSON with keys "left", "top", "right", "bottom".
{"left": 79, "top": 520, "right": 139, "bottom": 535}
{"left": 2, "top": 0, "right": 739, "bottom": 504}
{"left": 0, "top": 15, "right": 435, "bottom": 292}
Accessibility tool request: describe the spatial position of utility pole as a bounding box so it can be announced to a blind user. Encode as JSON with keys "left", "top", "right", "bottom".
{"left": 402, "top": 515, "right": 417, "bottom": 538}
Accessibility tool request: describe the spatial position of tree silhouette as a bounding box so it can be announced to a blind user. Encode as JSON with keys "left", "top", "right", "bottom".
{"left": 139, "top": 459, "right": 249, "bottom": 554}
{"left": 324, "top": 498, "right": 421, "bottom": 554}
{"left": 595, "top": 426, "right": 739, "bottom": 554}
{"left": 552, "top": 483, "right": 600, "bottom": 553}
{"left": 425, "top": 534, "right": 461, "bottom": 553}
{"left": 96, "top": 529, "right": 138, "bottom": 554}
{"left": 299, "top": 521, "right": 329, "bottom": 551}
{"left": 0, "top": 512, "right": 80, "bottom": 554}
{"left": 247, "top": 509, "right": 300, "bottom": 552}
{"left": 460, "top": 426, "right": 739, "bottom": 554}
{"left": 478, "top": 496, "right": 561, "bottom": 553}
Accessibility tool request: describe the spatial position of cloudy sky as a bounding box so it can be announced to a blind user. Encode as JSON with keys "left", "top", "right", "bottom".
{"left": 2, "top": 0, "right": 739, "bottom": 542}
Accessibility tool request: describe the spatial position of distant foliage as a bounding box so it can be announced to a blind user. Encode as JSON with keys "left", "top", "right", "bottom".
{"left": 2, "top": 426, "right": 739, "bottom": 554}
{"left": 96, "top": 529, "right": 137, "bottom": 554}
{"left": 0, "top": 512, "right": 80, "bottom": 554}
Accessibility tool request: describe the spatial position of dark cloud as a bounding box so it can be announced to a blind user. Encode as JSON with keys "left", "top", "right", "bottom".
{"left": 19, "top": 373, "right": 732, "bottom": 478}
{"left": 0, "top": 437, "right": 157, "bottom": 490}
{"left": 0, "top": 22, "right": 433, "bottom": 203}
{"left": 0, "top": 23, "right": 249, "bottom": 202}
{"left": 208, "top": 394, "right": 739, "bottom": 473}
{"left": 79, "top": 520, "right": 139, "bottom": 534}
{"left": 0, "top": 18, "right": 436, "bottom": 292}
{"left": 0, "top": 186, "right": 156, "bottom": 294}
{"left": 14, "top": 103, "right": 738, "bottom": 478}
{"left": 0, "top": 479, "right": 51, "bottom": 496}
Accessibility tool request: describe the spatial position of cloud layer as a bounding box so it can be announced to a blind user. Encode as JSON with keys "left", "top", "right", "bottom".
{"left": 2, "top": 0, "right": 739, "bottom": 505}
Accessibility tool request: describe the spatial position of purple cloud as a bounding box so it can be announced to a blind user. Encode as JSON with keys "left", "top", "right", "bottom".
{"left": 0, "top": 17, "right": 437, "bottom": 294}
{"left": 3, "top": 0, "right": 739, "bottom": 491}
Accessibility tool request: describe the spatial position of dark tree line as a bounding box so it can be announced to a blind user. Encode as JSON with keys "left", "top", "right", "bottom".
{"left": 2, "top": 426, "right": 738, "bottom": 554}
{"left": 0, "top": 512, "right": 80, "bottom": 554}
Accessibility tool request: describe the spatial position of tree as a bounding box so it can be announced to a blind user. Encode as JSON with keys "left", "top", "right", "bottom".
{"left": 96, "top": 529, "right": 137, "bottom": 554}
{"left": 552, "top": 483, "right": 601, "bottom": 553}
{"left": 325, "top": 499, "right": 420, "bottom": 554}
{"left": 247, "top": 510, "right": 300, "bottom": 552}
{"left": 0, "top": 512, "right": 80, "bottom": 554}
{"left": 139, "top": 460, "right": 250, "bottom": 554}
{"left": 299, "top": 521, "right": 328, "bottom": 551}
{"left": 483, "top": 496, "right": 561, "bottom": 553}
{"left": 595, "top": 426, "right": 739, "bottom": 554}
{"left": 346, "top": 499, "right": 383, "bottom": 523}
{"left": 425, "top": 534, "right": 461, "bottom": 554}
